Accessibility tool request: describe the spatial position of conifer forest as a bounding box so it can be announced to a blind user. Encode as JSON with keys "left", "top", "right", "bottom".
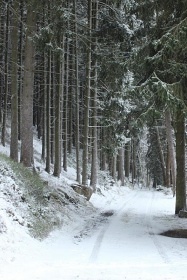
{"left": 0, "top": 0, "right": 187, "bottom": 214}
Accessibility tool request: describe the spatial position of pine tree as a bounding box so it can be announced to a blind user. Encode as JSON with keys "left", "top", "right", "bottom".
{"left": 82, "top": 0, "right": 92, "bottom": 186}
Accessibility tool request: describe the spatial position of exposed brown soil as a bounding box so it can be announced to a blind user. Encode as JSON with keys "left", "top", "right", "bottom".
{"left": 160, "top": 229, "right": 187, "bottom": 238}
{"left": 101, "top": 210, "right": 114, "bottom": 217}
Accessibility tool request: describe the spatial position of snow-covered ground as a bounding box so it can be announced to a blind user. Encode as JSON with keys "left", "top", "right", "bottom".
{"left": 1, "top": 137, "right": 187, "bottom": 279}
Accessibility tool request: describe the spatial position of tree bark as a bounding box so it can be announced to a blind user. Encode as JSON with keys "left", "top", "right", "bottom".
{"left": 53, "top": 33, "right": 64, "bottom": 177}
{"left": 90, "top": 0, "right": 98, "bottom": 191}
{"left": 18, "top": 0, "right": 24, "bottom": 141}
{"left": 50, "top": 54, "right": 55, "bottom": 165}
{"left": 1, "top": 3, "right": 9, "bottom": 147}
{"left": 0, "top": 2, "right": 5, "bottom": 125}
{"left": 45, "top": 49, "right": 51, "bottom": 173}
{"left": 155, "top": 125, "right": 167, "bottom": 186}
{"left": 165, "top": 145, "right": 171, "bottom": 188}
{"left": 131, "top": 138, "right": 137, "bottom": 184}
{"left": 10, "top": 0, "right": 19, "bottom": 162}
{"left": 125, "top": 141, "right": 130, "bottom": 178}
{"left": 82, "top": 0, "right": 92, "bottom": 186}
{"left": 20, "top": 4, "right": 35, "bottom": 167}
{"left": 41, "top": 52, "right": 46, "bottom": 161}
{"left": 118, "top": 147, "right": 125, "bottom": 186}
{"left": 63, "top": 36, "right": 69, "bottom": 172}
{"left": 175, "top": 107, "right": 186, "bottom": 214}
{"left": 112, "top": 154, "right": 117, "bottom": 181}
{"left": 74, "top": 0, "right": 81, "bottom": 183}
{"left": 165, "top": 108, "right": 176, "bottom": 195}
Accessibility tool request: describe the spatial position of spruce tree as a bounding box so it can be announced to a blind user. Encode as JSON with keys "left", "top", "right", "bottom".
{"left": 129, "top": 0, "right": 187, "bottom": 212}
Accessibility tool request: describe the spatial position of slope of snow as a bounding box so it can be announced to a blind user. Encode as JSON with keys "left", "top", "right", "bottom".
{"left": 1, "top": 137, "right": 187, "bottom": 279}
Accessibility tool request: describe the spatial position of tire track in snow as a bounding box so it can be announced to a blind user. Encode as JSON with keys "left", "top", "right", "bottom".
{"left": 89, "top": 227, "right": 107, "bottom": 262}
{"left": 89, "top": 190, "right": 139, "bottom": 262}
{"left": 144, "top": 190, "right": 178, "bottom": 280}
{"left": 145, "top": 190, "right": 171, "bottom": 264}
{"left": 90, "top": 189, "right": 173, "bottom": 266}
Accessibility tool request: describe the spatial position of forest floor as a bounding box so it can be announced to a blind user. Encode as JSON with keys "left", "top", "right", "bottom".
{"left": 1, "top": 135, "right": 187, "bottom": 279}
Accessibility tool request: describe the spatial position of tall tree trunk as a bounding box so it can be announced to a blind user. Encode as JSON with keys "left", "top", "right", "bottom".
{"left": 53, "top": 34, "right": 64, "bottom": 177}
{"left": 74, "top": 0, "right": 81, "bottom": 183}
{"left": 50, "top": 55, "right": 55, "bottom": 165}
{"left": 125, "top": 141, "right": 130, "bottom": 178}
{"left": 41, "top": 52, "right": 46, "bottom": 161}
{"left": 111, "top": 154, "right": 117, "bottom": 181}
{"left": 45, "top": 1, "right": 52, "bottom": 172}
{"left": 90, "top": 0, "right": 98, "bottom": 191}
{"left": 68, "top": 42, "right": 73, "bottom": 155}
{"left": 1, "top": 2, "right": 9, "bottom": 147}
{"left": 10, "top": 0, "right": 19, "bottom": 162}
{"left": 18, "top": 0, "right": 24, "bottom": 141}
{"left": 34, "top": 53, "right": 43, "bottom": 139}
{"left": 155, "top": 125, "right": 167, "bottom": 186}
{"left": 131, "top": 138, "right": 137, "bottom": 184}
{"left": 0, "top": 2, "right": 5, "bottom": 124}
{"left": 165, "top": 108, "right": 176, "bottom": 196}
{"left": 20, "top": 4, "right": 35, "bottom": 167}
{"left": 82, "top": 0, "right": 92, "bottom": 186}
{"left": 165, "top": 145, "right": 171, "bottom": 188}
{"left": 100, "top": 128, "right": 107, "bottom": 171}
{"left": 118, "top": 147, "right": 125, "bottom": 186}
{"left": 41, "top": 3, "right": 47, "bottom": 161}
{"left": 63, "top": 36, "right": 69, "bottom": 172}
{"left": 45, "top": 49, "right": 51, "bottom": 173}
{"left": 175, "top": 107, "right": 186, "bottom": 214}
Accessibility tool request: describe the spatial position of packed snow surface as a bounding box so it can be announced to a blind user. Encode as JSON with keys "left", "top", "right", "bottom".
{"left": 1, "top": 174, "right": 187, "bottom": 280}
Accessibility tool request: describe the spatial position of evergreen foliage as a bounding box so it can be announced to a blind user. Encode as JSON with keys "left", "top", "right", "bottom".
{"left": 128, "top": 0, "right": 187, "bottom": 210}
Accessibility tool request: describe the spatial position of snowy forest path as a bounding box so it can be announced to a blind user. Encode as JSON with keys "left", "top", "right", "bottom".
{"left": 89, "top": 189, "right": 140, "bottom": 262}
{"left": 87, "top": 188, "right": 179, "bottom": 279}
{"left": 2, "top": 187, "right": 187, "bottom": 280}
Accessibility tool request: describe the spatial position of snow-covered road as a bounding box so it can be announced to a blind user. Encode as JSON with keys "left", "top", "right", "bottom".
{"left": 89, "top": 189, "right": 174, "bottom": 279}
{"left": 1, "top": 187, "right": 187, "bottom": 280}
